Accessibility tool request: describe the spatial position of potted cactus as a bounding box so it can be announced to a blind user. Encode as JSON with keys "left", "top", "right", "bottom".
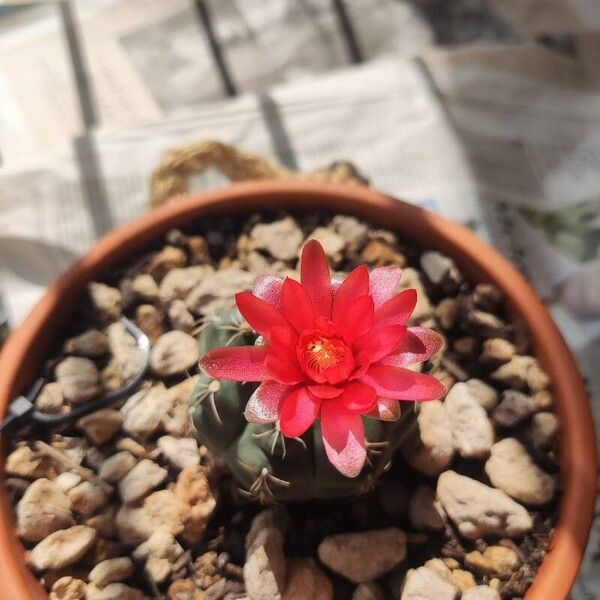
{"left": 0, "top": 181, "right": 595, "bottom": 600}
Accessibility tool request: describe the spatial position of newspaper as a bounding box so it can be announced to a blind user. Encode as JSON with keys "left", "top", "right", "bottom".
{"left": 0, "top": 1, "right": 599, "bottom": 597}
{"left": 0, "top": 0, "right": 433, "bottom": 165}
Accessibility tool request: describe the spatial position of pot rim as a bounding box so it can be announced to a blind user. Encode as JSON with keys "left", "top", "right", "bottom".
{"left": 0, "top": 180, "right": 596, "bottom": 600}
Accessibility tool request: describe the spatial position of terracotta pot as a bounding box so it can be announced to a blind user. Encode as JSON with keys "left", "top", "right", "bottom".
{"left": 0, "top": 181, "right": 596, "bottom": 599}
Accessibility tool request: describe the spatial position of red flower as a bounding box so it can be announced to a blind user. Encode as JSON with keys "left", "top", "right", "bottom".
{"left": 200, "top": 240, "right": 446, "bottom": 477}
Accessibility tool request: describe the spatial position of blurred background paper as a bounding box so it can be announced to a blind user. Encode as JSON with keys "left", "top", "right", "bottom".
{"left": 0, "top": 1, "right": 599, "bottom": 595}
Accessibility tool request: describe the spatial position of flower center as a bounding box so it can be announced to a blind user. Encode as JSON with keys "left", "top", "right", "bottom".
{"left": 305, "top": 337, "right": 345, "bottom": 371}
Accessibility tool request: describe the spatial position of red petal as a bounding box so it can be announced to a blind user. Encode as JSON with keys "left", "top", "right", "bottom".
{"left": 321, "top": 400, "right": 367, "bottom": 478}
{"left": 369, "top": 266, "right": 403, "bottom": 308}
{"left": 245, "top": 381, "right": 290, "bottom": 423}
{"left": 373, "top": 288, "right": 417, "bottom": 328}
{"left": 332, "top": 265, "right": 369, "bottom": 324}
{"left": 265, "top": 354, "right": 304, "bottom": 385}
{"left": 235, "top": 291, "right": 287, "bottom": 339}
{"left": 279, "top": 387, "right": 320, "bottom": 437}
{"left": 269, "top": 325, "right": 298, "bottom": 361}
{"left": 342, "top": 382, "right": 377, "bottom": 414}
{"left": 301, "top": 240, "right": 332, "bottom": 317}
{"left": 368, "top": 398, "right": 401, "bottom": 421}
{"left": 360, "top": 365, "right": 447, "bottom": 401}
{"left": 380, "top": 327, "right": 443, "bottom": 367}
{"left": 200, "top": 346, "right": 270, "bottom": 381}
{"left": 308, "top": 384, "right": 344, "bottom": 399}
{"left": 252, "top": 275, "right": 283, "bottom": 311}
{"left": 282, "top": 278, "right": 315, "bottom": 332}
{"left": 339, "top": 295, "right": 374, "bottom": 343}
{"left": 354, "top": 324, "right": 406, "bottom": 365}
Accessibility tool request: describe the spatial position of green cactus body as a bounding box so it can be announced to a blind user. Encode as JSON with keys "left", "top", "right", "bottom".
{"left": 191, "top": 308, "right": 417, "bottom": 502}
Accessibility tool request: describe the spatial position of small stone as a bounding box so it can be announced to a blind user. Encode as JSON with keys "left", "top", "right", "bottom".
{"left": 435, "top": 298, "right": 459, "bottom": 330}
{"left": 115, "top": 438, "right": 148, "bottom": 459}
{"left": 130, "top": 274, "right": 160, "bottom": 302}
{"left": 54, "top": 472, "right": 82, "bottom": 493}
{"left": 17, "top": 479, "right": 74, "bottom": 542}
{"left": 160, "top": 266, "right": 212, "bottom": 302}
{"left": 187, "top": 235, "right": 210, "bottom": 265}
{"left": 401, "top": 567, "right": 458, "bottom": 600}
{"left": 493, "top": 390, "right": 534, "bottom": 428}
{"left": 77, "top": 409, "right": 122, "bottom": 445}
{"left": 50, "top": 576, "right": 87, "bottom": 600}
{"left": 34, "top": 382, "right": 65, "bottom": 414}
{"left": 361, "top": 240, "right": 406, "bottom": 268}
{"left": 86, "top": 508, "right": 118, "bottom": 539}
{"left": 409, "top": 486, "right": 444, "bottom": 531}
{"left": 185, "top": 267, "right": 254, "bottom": 316}
{"left": 462, "top": 586, "right": 501, "bottom": 600}
{"left": 151, "top": 331, "right": 200, "bottom": 377}
{"left": 64, "top": 329, "right": 110, "bottom": 358}
{"left": 167, "top": 579, "right": 205, "bottom": 600}
{"left": 480, "top": 339, "right": 515, "bottom": 364}
{"left": 174, "top": 466, "right": 217, "bottom": 543}
{"left": 158, "top": 436, "right": 200, "bottom": 470}
{"left": 250, "top": 217, "right": 304, "bottom": 261}
{"left": 450, "top": 570, "right": 476, "bottom": 592}
{"left": 56, "top": 357, "right": 102, "bottom": 404}
{"left": 119, "top": 459, "right": 168, "bottom": 504}
{"left": 107, "top": 322, "right": 146, "bottom": 382}
{"left": 437, "top": 471, "right": 533, "bottom": 540}
{"left": 246, "top": 506, "right": 291, "bottom": 551}
{"left": 420, "top": 251, "right": 461, "bottom": 289}
{"left": 491, "top": 356, "right": 550, "bottom": 392}
{"left": 445, "top": 383, "right": 494, "bottom": 459}
{"left": 283, "top": 558, "right": 333, "bottom": 600}
{"left": 148, "top": 246, "right": 188, "bottom": 281}
{"left": 308, "top": 227, "right": 345, "bottom": 260}
{"left": 134, "top": 304, "right": 167, "bottom": 343}
{"left": 116, "top": 490, "right": 184, "bottom": 545}
{"left": 318, "top": 528, "right": 406, "bottom": 583}
{"left": 531, "top": 390, "right": 554, "bottom": 411}
{"left": 89, "top": 282, "right": 122, "bottom": 320}
{"left": 352, "top": 583, "right": 384, "bottom": 600}
{"left": 485, "top": 438, "right": 556, "bottom": 505}
{"left": 86, "top": 582, "right": 145, "bottom": 600}
{"left": 244, "top": 527, "right": 287, "bottom": 600}
{"left": 330, "top": 215, "right": 368, "bottom": 248}
{"left": 168, "top": 299, "right": 196, "bottom": 333}
{"left": 453, "top": 336, "right": 477, "bottom": 357}
{"left": 472, "top": 284, "right": 503, "bottom": 311}
{"left": 6, "top": 445, "right": 57, "bottom": 479}
{"left": 463, "top": 308, "right": 507, "bottom": 338}
{"left": 68, "top": 482, "right": 110, "bottom": 517}
{"left": 404, "top": 400, "right": 454, "bottom": 477}
{"left": 89, "top": 557, "right": 135, "bottom": 588}
{"left": 101, "top": 360, "right": 124, "bottom": 392}
{"left": 92, "top": 538, "right": 126, "bottom": 565}
{"left": 29, "top": 525, "right": 97, "bottom": 571}
{"left": 133, "top": 531, "right": 184, "bottom": 562}
{"left": 465, "top": 379, "right": 499, "bottom": 412}
{"left": 99, "top": 452, "right": 137, "bottom": 483}
{"left": 424, "top": 558, "right": 451, "bottom": 581}
{"left": 146, "top": 556, "right": 172, "bottom": 583}
{"left": 121, "top": 385, "right": 172, "bottom": 439}
{"left": 399, "top": 268, "right": 432, "bottom": 323}
{"left": 529, "top": 412, "right": 559, "bottom": 448}
{"left": 465, "top": 546, "right": 520, "bottom": 577}
{"left": 193, "top": 551, "right": 219, "bottom": 590}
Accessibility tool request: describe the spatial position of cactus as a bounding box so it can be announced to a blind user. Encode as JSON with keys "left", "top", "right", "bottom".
{"left": 191, "top": 308, "right": 418, "bottom": 502}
